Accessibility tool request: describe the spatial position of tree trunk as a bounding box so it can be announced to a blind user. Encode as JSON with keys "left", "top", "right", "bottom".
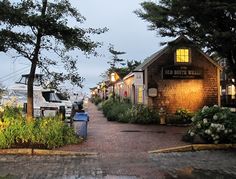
{"left": 231, "top": 51, "right": 236, "bottom": 83}
{"left": 26, "top": 62, "right": 37, "bottom": 121}
{"left": 227, "top": 50, "right": 236, "bottom": 84}
{"left": 26, "top": 0, "right": 48, "bottom": 121}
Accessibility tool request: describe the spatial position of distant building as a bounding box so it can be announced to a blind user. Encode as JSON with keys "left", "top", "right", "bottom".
{"left": 219, "top": 59, "right": 236, "bottom": 108}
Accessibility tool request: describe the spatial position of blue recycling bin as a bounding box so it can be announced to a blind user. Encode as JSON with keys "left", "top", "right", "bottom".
{"left": 73, "top": 112, "right": 89, "bottom": 138}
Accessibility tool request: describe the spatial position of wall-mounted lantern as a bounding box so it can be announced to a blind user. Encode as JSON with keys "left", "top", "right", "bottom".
{"left": 110, "top": 72, "right": 120, "bottom": 100}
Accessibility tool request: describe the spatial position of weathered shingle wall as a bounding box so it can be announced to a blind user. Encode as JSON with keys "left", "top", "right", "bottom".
{"left": 147, "top": 47, "right": 219, "bottom": 113}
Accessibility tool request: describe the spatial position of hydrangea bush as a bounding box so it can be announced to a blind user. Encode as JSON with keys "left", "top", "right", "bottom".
{"left": 186, "top": 105, "right": 236, "bottom": 144}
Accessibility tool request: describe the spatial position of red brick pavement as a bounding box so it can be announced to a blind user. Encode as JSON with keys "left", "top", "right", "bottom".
{"left": 58, "top": 101, "right": 190, "bottom": 178}
{"left": 59, "top": 101, "right": 188, "bottom": 153}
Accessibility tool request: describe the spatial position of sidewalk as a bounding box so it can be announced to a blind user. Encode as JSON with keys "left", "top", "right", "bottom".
{"left": 57, "top": 101, "right": 190, "bottom": 178}
{"left": 59, "top": 101, "right": 188, "bottom": 153}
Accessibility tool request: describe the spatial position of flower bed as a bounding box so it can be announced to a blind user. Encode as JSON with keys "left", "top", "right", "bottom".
{"left": 184, "top": 105, "right": 236, "bottom": 144}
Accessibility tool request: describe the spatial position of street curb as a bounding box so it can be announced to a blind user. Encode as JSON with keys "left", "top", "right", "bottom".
{"left": 0, "top": 149, "right": 32, "bottom": 155}
{"left": 148, "top": 144, "right": 236, "bottom": 154}
{"left": 0, "top": 148, "right": 98, "bottom": 156}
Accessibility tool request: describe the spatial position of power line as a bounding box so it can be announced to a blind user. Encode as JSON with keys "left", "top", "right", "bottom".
{"left": 0, "top": 65, "right": 30, "bottom": 83}
{"left": 0, "top": 65, "right": 30, "bottom": 80}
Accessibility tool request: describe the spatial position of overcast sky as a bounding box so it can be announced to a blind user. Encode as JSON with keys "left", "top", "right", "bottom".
{"left": 0, "top": 0, "right": 168, "bottom": 95}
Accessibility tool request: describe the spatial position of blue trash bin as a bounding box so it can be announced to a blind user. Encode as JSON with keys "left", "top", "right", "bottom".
{"left": 73, "top": 112, "right": 89, "bottom": 138}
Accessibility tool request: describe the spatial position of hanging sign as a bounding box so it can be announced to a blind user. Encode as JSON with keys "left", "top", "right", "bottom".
{"left": 134, "top": 72, "right": 143, "bottom": 85}
{"left": 148, "top": 88, "right": 157, "bottom": 97}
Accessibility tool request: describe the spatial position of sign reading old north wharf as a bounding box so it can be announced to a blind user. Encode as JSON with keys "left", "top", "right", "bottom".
{"left": 162, "top": 66, "right": 203, "bottom": 79}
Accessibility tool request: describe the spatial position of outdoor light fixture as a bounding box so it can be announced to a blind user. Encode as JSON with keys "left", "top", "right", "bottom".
{"left": 120, "top": 82, "right": 123, "bottom": 88}
{"left": 110, "top": 72, "right": 120, "bottom": 101}
{"left": 110, "top": 72, "right": 116, "bottom": 82}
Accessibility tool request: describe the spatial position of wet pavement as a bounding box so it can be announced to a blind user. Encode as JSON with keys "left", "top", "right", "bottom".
{"left": 150, "top": 149, "right": 236, "bottom": 178}
{"left": 0, "top": 149, "right": 235, "bottom": 178}
{"left": 0, "top": 102, "right": 235, "bottom": 178}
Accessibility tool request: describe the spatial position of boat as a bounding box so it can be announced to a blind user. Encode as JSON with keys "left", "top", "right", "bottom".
{"left": 1, "top": 74, "right": 72, "bottom": 119}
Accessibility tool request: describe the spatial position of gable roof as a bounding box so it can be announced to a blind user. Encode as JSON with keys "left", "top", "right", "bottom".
{"left": 133, "top": 35, "right": 222, "bottom": 72}
{"left": 123, "top": 72, "right": 134, "bottom": 80}
{"left": 133, "top": 46, "right": 168, "bottom": 72}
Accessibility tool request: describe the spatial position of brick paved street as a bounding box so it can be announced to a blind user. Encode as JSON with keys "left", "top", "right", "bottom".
{"left": 60, "top": 101, "right": 188, "bottom": 153}
{"left": 0, "top": 149, "right": 235, "bottom": 178}
{"left": 0, "top": 102, "right": 235, "bottom": 178}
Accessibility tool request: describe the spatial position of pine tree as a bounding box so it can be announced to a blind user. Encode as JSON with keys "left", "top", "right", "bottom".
{"left": 135, "top": 0, "right": 236, "bottom": 80}
{"left": 0, "top": 0, "right": 107, "bottom": 120}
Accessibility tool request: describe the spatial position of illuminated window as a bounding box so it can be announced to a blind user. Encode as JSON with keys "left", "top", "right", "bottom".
{"left": 176, "top": 48, "right": 190, "bottom": 63}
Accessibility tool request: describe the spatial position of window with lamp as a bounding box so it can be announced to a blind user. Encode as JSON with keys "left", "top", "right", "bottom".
{"left": 175, "top": 48, "right": 191, "bottom": 63}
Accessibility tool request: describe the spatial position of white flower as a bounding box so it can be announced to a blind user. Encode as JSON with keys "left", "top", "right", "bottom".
{"left": 224, "top": 130, "right": 228, "bottom": 134}
{"left": 197, "top": 123, "right": 201, "bottom": 128}
{"left": 205, "top": 129, "right": 211, "bottom": 135}
{"left": 221, "top": 125, "right": 225, "bottom": 130}
{"left": 229, "top": 129, "right": 233, "bottom": 133}
{"left": 210, "top": 123, "right": 216, "bottom": 128}
{"left": 191, "top": 116, "right": 195, "bottom": 122}
{"left": 190, "top": 132, "right": 195, "bottom": 136}
{"left": 203, "top": 118, "right": 208, "bottom": 124}
{"left": 213, "top": 105, "right": 218, "bottom": 108}
{"left": 201, "top": 106, "right": 209, "bottom": 113}
{"left": 213, "top": 115, "right": 218, "bottom": 120}
{"left": 214, "top": 140, "right": 219, "bottom": 144}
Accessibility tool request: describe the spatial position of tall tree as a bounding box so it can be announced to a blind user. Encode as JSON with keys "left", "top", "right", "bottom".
{"left": 0, "top": 0, "right": 107, "bottom": 120}
{"left": 135, "top": 0, "right": 236, "bottom": 80}
{"left": 107, "top": 44, "right": 126, "bottom": 71}
{"left": 0, "top": 82, "right": 4, "bottom": 98}
{"left": 102, "top": 60, "right": 141, "bottom": 80}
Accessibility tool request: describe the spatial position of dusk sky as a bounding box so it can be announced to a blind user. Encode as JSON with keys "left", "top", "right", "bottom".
{"left": 0, "top": 0, "right": 169, "bottom": 95}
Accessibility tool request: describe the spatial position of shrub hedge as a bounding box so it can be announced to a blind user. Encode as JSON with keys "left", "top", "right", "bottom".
{"left": 167, "top": 108, "right": 194, "bottom": 125}
{"left": 101, "top": 99, "right": 159, "bottom": 124}
{"left": 0, "top": 105, "right": 79, "bottom": 149}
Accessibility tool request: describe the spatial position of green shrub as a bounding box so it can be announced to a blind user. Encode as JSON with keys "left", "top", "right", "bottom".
{"left": 102, "top": 99, "right": 132, "bottom": 121}
{"left": 100, "top": 100, "right": 159, "bottom": 124}
{"left": 0, "top": 106, "right": 79, "bottom": 149}
{"left": 167, "top": 108, "right": 194, "bottom": 124}
{"left": 185, "top": 105, "right": 236, "bottom": 144}
{"left": 2, "top": 105, "right": 23, "bottom": 120}
{"left": 91, "top": 96, "right": 102, "bottom": 105}
{"left": 97, "top": 102, "right": 103, "bottom": 110}
{"left": 101, "top": 99, "right": 116, "bottom": 117}
{"left": 110, "top": 102, "right": 132, "bottom": 122}
{"left": 124, "top": 104, "right": 160, "bottom": 124}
